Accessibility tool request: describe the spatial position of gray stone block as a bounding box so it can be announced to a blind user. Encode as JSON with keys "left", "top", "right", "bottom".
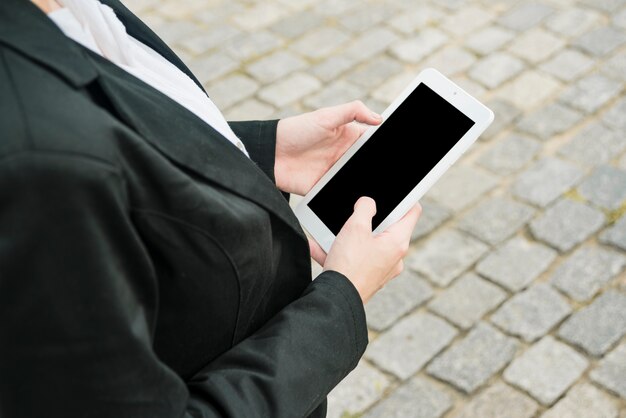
{"left": 340, "top": 4, "right": 396, "bottom": 33}
{"left": 481, "top": 99, "right": 521, "bottom": 140}
{"left": 558, "top": 123, "right": 626, "bottom": 166}
{"left": 476, "top": 237, "right": 557, "bottom": 291}
{"left": 310, "top": 56, "right": 356, "bottom": 83}
{"left": 455, "top": 382, "right": 538, "bottom": 418}
{"left": 590, "top": 342, "right": 626, "bottom": 399}
{"left": 327, "top": 360, "right": 392, "bottom": 418}
{"left": 512, "top": 158, "right": 584, "bottom": 207}
{"left": 411, "top": 199, "right": 452, "bottom": 242}
{"left": 603, "top": 97, "right": 626, "bottom": 132}
{"left": 558, "top": 290, "right": 626, "bottom": 356}
{"left": 366, "top": 271, "right": 434, "bottom": 332}
{"left": 304, "top": 80, "right": 362, "bottom": 109}
{"left": 551, "top": 245, "right": 626, "bottom": 302}
{"left": 224, "top": 30, "right": 284, "bottom": 61}
{"left": 457, "top": 197, "right": 536, "bottom": 245}
{"left": 246, "top": 51, "right": 307, "bottom": 83}
{"left": 289, "top": 27, "right": 350, "bottom": 59}
{"left": 258, "top": 73, "right": 321, "bottom": 108}
{"left": 530, "top": 199, "right": 605, "bottom": 252}
{"left": 503, "top": 336, "right": 589, "bottom": 405}
{"left": 388, "top": 6, "right": 444, "bottom": 34}
{"left": 366, "top": 312, "right": 458, "bottom": 380}
{"left": 348, "top": 56, "right": 404, "bottom": 89}
{"left": 579, "top": 166, "right": 626, "bottom": 210}
{"left": 477, "top": 134, "right": 541, "bottom": 176}
{"left": 424, "top": 46, "right": 477, "bottom": 77}
{"left": 491, "top": 283, "right": 571, "bottom": 342}
{"left": 469, "top": 53, "right": 525, "bottom": 89}
{"left": 207, "top": 74, "right": 259, "bottom": 109}
{"left": 427, "top": 323, "right": 519, "bottom": 394}
{"left": 540, "top": 49, "right": 595, "bottom": 82}
{"left": 545, "top": 8, "right": 603, "bottom": 37}
{"left": 498, "top": 2, "right": 555, "bottom": 31}
{"left": 507, "top": 28, "right": 565, "bottom": 63}
{"left": 466, "top": 26, "right": 515, "bottom": 55}
{"left": 427, "top": 166, "right": 498, "bottom": 212}
{"left": 363, "top": 377, "right": 452, "bottom": 418}
{"left": 579, "top": 0, "right": 626, "bottom": 12}
{"left": 517, "top": 103, "right": 582, "bottom": 141}
{"left": 601, "top": 216, "right": 626, "bottom": 251}
{"left": 496, "top": 71, "right": 561, "bottom": 110}
{"left": 390, "top": 29, "right": 448, "bottom": 64}
{"left": 188, "top": 53, "right": 239, "bottom": 85}
{"left": 408, "top": 229, "right": 489, "bottom": 287}
{"left": 574, "top": 27, "right": 626, "bottom": 56}
{"left": 270, "top": 11, "right": 324, "bottom": 38}
{"left": 428, "top": 273, "right": 507, "bottom": 329}
{"left": 343, "top": 28, "right": 399, "bottom": 63}
{"left": 560, "top": 74, "right": 622, "bottom": 114}
{"left": 602, "top": 50, "right": 626, "bottom": 82}
{"left": 441, "top": 6, "right": 494, "bottom": 37}
{"left": 540, "top": 383, "right": 619, "bottom": 418}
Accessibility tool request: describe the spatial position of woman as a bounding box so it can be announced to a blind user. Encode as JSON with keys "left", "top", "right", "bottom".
{"left": 0, "top": 0, "right": 420, "bottom": 417}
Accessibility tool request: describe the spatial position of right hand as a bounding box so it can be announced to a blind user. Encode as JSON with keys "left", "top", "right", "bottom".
{"left": 313, "top": 197, "right": 422, "bottom": 304}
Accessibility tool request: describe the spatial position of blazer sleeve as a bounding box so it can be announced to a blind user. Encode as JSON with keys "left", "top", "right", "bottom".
{"left": 0, "top": 152, "right": 368, "bottom": 418}
{"left": 228, "top": 120, "right": 279, "bottom": 183}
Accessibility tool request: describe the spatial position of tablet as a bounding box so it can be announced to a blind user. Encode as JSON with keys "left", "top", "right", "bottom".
{"left": 295, "top": 68, "right": 494, "bottom": 253}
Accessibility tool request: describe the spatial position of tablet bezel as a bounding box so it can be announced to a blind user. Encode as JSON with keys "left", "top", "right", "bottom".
{"left": 294, "top": 68, "right": 494, "bottom": 253}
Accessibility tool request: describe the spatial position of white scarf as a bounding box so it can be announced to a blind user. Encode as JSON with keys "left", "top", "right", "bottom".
{"left": 51, "top": 0, "right": 249, "bottom": 157}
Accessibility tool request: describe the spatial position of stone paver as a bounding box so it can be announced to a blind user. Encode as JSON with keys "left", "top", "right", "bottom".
{"left": 457, "top": 197, "right": 535, "bottom": 245}
{"left": 427, "top": 166, "right": 498, "bottom": 212}
{"left": 455, "top": 382, "right": 538, "bottom": 418}
{"left": 560, "top": 74, "right": 623, "bottom": 114}
{"left": 558, "top": 290, "right": 626, "bottom": 356}
{"left": 366, "top": 271, "right": 434, "bottom": 332}
{"left": 491, "top": 283, "right": 572, "bottom": 342}
{"left": 427, "top": 323, "right": 518, "bottom": 393}
{"left": 503, "top": 336, "right": 589, "bottom": 405}
{"left": 428, "top": 273, "right": 507, "bottom": 329}
{"left": 590, "top": 342, "right": 626, "bottom": 399}
{"left": 558, "top": 123, "right": 626, "bottom": 166}
{"left": 530, "top": 199, "right": 605, "bottom": 252}
{"left": 507, "top": 28, "right": 566, "bottom": 63}
{"left": 408, "top": 229, "right": 489, "bottom": 287}
{"left": 579, "top": 166, "right": 626, "bottom": 210}
{"left": 363, "top": 377, "right": 452, "bottom": 418}
{"left": 540, "top": 383, "right": 619, "bottom": 418}
{"left": 411, "top": 199, "right": 451, "bottom": 242}
{"left": 476, "top": 237, "right": 557, "bottom": 291}
{"left": 126, "top": 1, "right": 626, "bottom": 415}
{"left": 516, "top": 103, "right": 582, "bottom": 141}
{"left": 550, "top": 245, "right": 626, "bottom": 302}
{"left": 540, "top": 49, "right": 595, "bottom": 82}
{"left": 512, "top": 158, "right": 585, "bottom": 207}
{"left": 469, "top": 53, "right": 525, "bottom": 89}
{"left": 327, "top": 360, "right": 392, "bottom": 418}
{"left": 366, "top": 312, "right": 458, "bottom": 380}
{"left": 601, "top": 216, "right": 626, "bottom": 251}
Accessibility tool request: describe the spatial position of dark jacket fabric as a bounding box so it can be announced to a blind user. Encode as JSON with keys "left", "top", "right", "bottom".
{"left": 0, "top": 1, "right": 368, "bottom": 417}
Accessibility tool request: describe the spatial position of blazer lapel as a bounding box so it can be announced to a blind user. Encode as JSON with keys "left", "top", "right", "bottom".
{"left": 86, "top": 52, "right": 306, "bottom": 240}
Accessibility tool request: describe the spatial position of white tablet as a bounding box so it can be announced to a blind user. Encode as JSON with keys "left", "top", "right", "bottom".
{"left": 295, "top": 68, "right": 494, "bottom": 253}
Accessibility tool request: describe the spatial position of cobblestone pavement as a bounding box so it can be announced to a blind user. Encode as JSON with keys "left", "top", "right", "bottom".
{"left": 125, "top": 0, "right": 625, "bottom": 416}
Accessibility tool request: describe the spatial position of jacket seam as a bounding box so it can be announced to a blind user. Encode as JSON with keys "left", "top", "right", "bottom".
{"left": 1, "top": 48, "right": 33, "bottom": 148}
{"left": 129, "top": 208, "right": 244, "bottom": 347}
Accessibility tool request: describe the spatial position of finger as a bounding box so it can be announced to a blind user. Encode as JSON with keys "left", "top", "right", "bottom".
{"left": 345, "top": 196, "right": 377, "bottom": 232}
{"left": 384, "top": 203, "right": 422, "bottom": 242}
{"left": 308, "top": 237, "right": 327, "bottom": 266}
{"left": 323, "top": 101, "right": 382, "bottom": 128}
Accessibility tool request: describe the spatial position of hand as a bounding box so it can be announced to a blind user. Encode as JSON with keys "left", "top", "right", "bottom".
{"left": 316, "top": 197, "right": 422, "bottom": 304}
{"left": 275, "top": 101, "right": 382, "bottom": 196}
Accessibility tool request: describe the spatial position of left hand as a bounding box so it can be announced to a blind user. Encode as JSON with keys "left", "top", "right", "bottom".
{"left": 275, "top": 101, "right": 383, "bottom": 196}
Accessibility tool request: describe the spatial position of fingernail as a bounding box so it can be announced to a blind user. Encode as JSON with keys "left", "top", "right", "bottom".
{"left": 371, "top": 111, "right": 382, "bottom": 120}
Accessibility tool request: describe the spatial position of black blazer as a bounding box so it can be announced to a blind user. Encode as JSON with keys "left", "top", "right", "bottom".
{"left": 0, "top": 1, "right": 367, "bottom": 417}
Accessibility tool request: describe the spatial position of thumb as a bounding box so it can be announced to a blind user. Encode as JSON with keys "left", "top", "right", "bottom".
{"left": 347, "top": 197, "right": 377, "bottom": 231}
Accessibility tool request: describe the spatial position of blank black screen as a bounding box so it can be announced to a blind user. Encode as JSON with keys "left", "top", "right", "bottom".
{"left": 308, "top": 83, "right": 475, "bottom": 235}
